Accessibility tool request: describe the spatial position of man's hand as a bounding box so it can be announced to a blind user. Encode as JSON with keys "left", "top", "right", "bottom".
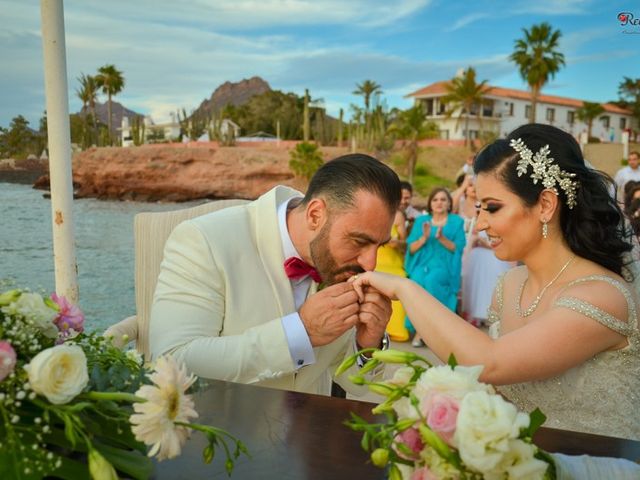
{"left": 299, "top": 282, "right": 360, "bottom": 347}
{"left": 355, "top": 286, "right": 392, "bottom": 349}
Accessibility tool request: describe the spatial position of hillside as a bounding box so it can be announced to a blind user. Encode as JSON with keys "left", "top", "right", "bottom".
{"left": 192, "top": 76, "right": 272, "bottom": 119}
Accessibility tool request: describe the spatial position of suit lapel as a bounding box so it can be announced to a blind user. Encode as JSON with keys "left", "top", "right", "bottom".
{"left": 249, "top": 186, "right": 303, "bottom": 316}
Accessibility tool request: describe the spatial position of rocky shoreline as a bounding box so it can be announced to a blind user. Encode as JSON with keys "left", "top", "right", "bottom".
{"left": 27, "top": 144, "right": 352, "bottom": 202}
{"left": 0, "top": 158, "right": 48, "bottom": 185}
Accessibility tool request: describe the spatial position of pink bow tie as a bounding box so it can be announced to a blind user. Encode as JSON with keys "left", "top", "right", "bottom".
{"left": 284, "top": 257, "right": 322, "bottom": 283}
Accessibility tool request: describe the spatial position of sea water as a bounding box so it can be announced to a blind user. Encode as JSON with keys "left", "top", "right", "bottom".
{"left": 0, "top": 182, "right": 202, "bottom": 332}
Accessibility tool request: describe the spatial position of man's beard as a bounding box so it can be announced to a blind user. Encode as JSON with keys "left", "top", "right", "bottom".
{"left": 309, "top": 220, "right": 364, "bottom": 285}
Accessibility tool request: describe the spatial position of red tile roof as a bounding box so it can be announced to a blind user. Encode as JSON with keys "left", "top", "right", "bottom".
{"left": 406, "top": 81, "right": 632, "bottom": 115}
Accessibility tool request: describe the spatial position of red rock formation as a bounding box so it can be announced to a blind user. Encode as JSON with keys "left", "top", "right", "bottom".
{"left": 35, "top": 144, "right": 350, "bottom": 202}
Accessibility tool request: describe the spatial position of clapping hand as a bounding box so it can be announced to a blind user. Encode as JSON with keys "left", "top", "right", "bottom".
{"left": 422, "top": 222, "right": 431, "bottom": 240}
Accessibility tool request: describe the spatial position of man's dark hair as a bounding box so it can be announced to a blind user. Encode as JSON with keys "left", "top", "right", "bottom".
{"left": 302, "top": 153, "right": 401, "bottom": 213}
{"left": 400, "top": 181, "right": 413, "bottom": 193}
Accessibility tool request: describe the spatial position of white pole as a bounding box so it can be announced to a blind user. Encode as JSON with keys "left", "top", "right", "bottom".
{"left": 40, "top": 0, "right": 79, "bottom": 303}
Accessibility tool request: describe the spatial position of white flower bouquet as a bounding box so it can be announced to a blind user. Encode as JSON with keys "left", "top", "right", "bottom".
{"left": 0, "top": 289, "right": 248, "bottom": 479}
{"left": 337, "top": 349, "right": 555, "bottom": 480}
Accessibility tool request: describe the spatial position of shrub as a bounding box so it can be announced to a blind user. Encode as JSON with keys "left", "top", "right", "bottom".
{"left": 289, "top": 142, "right": 323, "bottom": 180}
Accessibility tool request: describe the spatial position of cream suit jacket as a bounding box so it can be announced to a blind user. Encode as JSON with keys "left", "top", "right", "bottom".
{"left": 149, "top": 186, "right": 366, "bottom": 395}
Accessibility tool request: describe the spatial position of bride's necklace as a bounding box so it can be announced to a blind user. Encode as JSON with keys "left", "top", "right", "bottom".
{"left": 516, "top": 256, "right": 575, "bottom": 317}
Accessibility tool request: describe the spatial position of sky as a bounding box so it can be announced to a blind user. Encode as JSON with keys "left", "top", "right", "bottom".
{"left": 1, "top": 0, "right": 639, "bottom": 128}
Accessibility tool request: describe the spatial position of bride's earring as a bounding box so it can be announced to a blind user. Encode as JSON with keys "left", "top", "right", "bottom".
{"left": 542, "top": 220, "right": 548, "bottom": 239}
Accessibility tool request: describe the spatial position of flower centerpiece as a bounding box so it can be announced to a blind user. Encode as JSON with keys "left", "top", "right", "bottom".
{"left": 0, "top": 288, "right": 248, "bottom": 479}
{"left": 337, "top": 349, "right": 555, "bottom": 480}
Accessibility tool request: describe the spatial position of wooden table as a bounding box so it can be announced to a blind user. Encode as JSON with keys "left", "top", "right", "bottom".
{"left": 155, "top": 380, "right": 640, "bottom": 479}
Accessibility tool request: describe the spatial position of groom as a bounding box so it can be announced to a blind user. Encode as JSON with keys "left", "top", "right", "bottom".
{"left": 149, "top": 153, "right": 401, "bottom": 396}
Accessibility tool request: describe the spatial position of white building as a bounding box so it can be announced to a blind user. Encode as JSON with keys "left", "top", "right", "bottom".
{"left": 407, "top": 81, "right": 637, "bottom": 143}
{"left": 120, "top": 115, "right": 182, "bottom": 147}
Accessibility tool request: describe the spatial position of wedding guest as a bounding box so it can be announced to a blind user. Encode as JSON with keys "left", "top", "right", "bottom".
{"left": 451, "top": 173, "right": 472, "bottom": 214}
{"left": 352, "top": 124, "right": 640, "bottom": 440}
{"left": 615, "top": 150, "right": 640, "bottom": 201}
{"left": 623, "top": 181, "right": 640, "bottom": 216}
{"left": 399, "top": 181, "right": 422, "bottom": 234}
{"left": 375, "top": 202, "right": 409, "bottom": 342}
{"left": 404, "top": 187, "right": 466, "bottom": 347}
{"left": 150, "top": 154, "right": 401, "bottom": 396}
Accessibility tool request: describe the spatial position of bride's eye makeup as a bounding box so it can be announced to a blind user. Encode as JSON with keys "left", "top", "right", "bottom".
{"left": 480, "top": 203, "right": 502, "bottom": 213}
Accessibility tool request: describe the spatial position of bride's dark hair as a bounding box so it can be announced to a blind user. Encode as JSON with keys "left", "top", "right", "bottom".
{"left": 474, "top": 123, "right": 632, "bottom": 276}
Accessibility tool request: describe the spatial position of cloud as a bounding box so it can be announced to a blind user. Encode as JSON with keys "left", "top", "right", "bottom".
{"left": 446, "top": 13, "right": 489, "bottom": 32}
{"left": 65, "top": 0, "right": 433, "bottom": 30}
{"left": 510, "top": 0, "right": 592, "bottom": 15}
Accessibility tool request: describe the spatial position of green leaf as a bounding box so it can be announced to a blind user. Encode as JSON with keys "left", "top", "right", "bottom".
{"left": 360, "top": 430, "right": 370, "bottom": 451}
{"left": 94, "top": 441, "right": 153, "bottom": 480}
{"left": 447, "top": 353, "right": 458, "bottom": 369}
{"left": 52, "top": 456, "right": 91, "bottom": 480}
{"left": 525, "top": 408, "right": 547, "bottom": 437}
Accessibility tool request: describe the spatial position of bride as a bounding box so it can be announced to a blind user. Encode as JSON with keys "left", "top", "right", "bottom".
{"left": 352, "top": 123, "right": 640, "bottom": 441}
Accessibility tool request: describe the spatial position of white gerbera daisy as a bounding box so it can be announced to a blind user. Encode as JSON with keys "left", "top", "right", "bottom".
{"left": 129, "top": 355, "right": 198, "bottom": 460}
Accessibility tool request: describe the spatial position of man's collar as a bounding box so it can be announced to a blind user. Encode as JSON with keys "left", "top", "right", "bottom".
{"left": 277, "top": 197, "right": 304, "bottom": 260}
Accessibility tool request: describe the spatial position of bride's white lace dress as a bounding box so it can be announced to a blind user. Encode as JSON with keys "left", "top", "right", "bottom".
{"left": 487, "top": 274, "right": 640, "bottom": 441}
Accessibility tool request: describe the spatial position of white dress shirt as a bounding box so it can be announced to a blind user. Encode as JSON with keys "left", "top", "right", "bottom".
{"left": 278, "top": 198, "right": 316, "bottom": 369}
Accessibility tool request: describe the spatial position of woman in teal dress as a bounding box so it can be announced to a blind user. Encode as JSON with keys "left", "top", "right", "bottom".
{"left": 405, "top": 187, "right": 466, "bottom": 345}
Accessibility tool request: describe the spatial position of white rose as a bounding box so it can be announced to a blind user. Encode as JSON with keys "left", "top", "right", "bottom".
{"left": 389, "top": 366, "right": 414, "bottom": 386}
{"left": 392, "top": 396, "right": 419, "bottom": 421}
{"left": 4, "top": 292, "right": 58, "bottom": 338}
{"left": 455, "top": 391, "right": 530, "bottom": 473}
{"left": 415, "top": 365, "right": 493, "bottom": 406}
{"left": 25, "top": 344, "right": 89, "bottom": 404}
{"left": 500, "top": 440, "right": 548, "bottom": 479}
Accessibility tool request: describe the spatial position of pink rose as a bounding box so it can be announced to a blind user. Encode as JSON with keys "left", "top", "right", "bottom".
{"left": 0, "top": 341, "right": 17, "bottom": 381}
{"left": 51, "top": 293, "right": 84, "bottom": 334}
{"left": 394, "top": 427, "right": 424, "bottom": 460}
{"left": 425, "top": 394, "right": 459, "bottom": 445}
{"left": 412, "top": 466, "right": 438, "bottom": 480}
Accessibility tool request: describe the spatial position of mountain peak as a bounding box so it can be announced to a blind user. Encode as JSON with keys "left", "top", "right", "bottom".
{"left": 194, "top": 76, "right": 272, "bottom": 117}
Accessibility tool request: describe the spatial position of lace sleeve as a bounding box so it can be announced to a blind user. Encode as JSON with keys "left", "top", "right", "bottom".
{"left": 554, "top": 275, "right": 638, "bottom": 338}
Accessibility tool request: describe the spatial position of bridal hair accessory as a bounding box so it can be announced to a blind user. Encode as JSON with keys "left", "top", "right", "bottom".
{"left": 510, "top": 138, "right": 578, "bottom": 209}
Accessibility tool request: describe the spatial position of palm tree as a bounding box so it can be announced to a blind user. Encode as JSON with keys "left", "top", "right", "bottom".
{"left": 441, "top": 67, "right": 490, "bottom": 148}
{"left": 618, "top": 76, "right": 640, "bottom": 120}
{"left": 390, "top": 103, "right": 435, "bottom": 184}
{"left": 76, "top": 73, "right": 98, "bottom": 143}
{"left": 510, "top": 22, "right": 565, "bottom": 123}
{"left": 576, "top": 101, "right": 605, "bottom": 140}
{"left": 95, "top": 64, "right": 125, "bottom": 144}
{"left": 353, "top": 80, "right": 382, "bottom": 112}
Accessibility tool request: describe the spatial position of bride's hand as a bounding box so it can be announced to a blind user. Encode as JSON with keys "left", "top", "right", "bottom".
{"left": 349, "top": 271, "right": 405, "bottom": 302}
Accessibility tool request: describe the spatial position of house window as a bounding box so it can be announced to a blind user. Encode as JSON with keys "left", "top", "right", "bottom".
{"left": 438, "top": 100, "right": 446, "bottom": 115}
{"left": 601, "top": 116, "right": 610, "bottom": 128}
{"left": 424, "top": 99, "right": 434, "bottom": 116}
{"left": 525, "top": 105, "right": 531, "bottom": 119}
{"left": 507, "top": 102, "right": 514, "bottom": 116}
{"left": 464, "top": 129, "right": 479, "bottom": 140}
{"left": 482, "top": 103, "right": 493, "bottom": 117}
{"left": 546, "top": 108, "right": 555, "bottom": 122}
{"left": 567, "top": 111, "right": 575, "bottom": 124}
{"left": 620, "top": 117, "right": 627, "bottom": 129}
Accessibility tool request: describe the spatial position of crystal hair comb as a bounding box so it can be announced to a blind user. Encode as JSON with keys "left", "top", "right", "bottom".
{"left": 510, "top": 138, "right": 578, "bottom": 209}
